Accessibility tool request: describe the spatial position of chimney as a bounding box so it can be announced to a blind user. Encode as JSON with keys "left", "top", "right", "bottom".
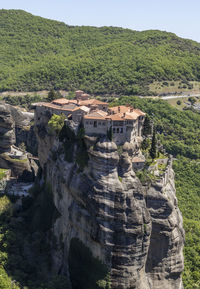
{"left": 123, "top": 113, "right": 126, "bottom": 118}
{"left": 118, "top": 106, "right": 120, "bottom": 112}
{"left": 130, "top": 107, "right": 133, "bottom": 112}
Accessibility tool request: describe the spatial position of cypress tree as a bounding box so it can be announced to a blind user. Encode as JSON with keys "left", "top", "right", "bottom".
{"left": 47, "top": 89, "right": 57, "bottom": 102}
{"left": 149, "top": 129, "right": 156, "bottom": 159}
{"left": 143, "top": 115, "right": 151, "bottom": 136}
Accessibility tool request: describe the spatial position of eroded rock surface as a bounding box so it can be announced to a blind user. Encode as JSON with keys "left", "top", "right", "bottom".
{"left": 34, "top": 109, "right": 184, "bottom": 289}
{"left": 0, "top": 103, "right": 37, "bottom": 178}
{"left": 0, "top": 104, "right": 15, "bottom": 152}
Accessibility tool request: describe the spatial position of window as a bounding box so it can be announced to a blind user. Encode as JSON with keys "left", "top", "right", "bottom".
{"left": 120, "top": 128, "right": 123, "bottom": 133}
{"left": 98, "top": 122, "right": 101, "bottom": 125}
{"left": 94, "top": 121, "right": 97, "bottom": 127}
{"left": 102, "top": 122, "right": 105, "bottom": 126}
{"left": 86, "top": 121, "right": 88, "bottom": 125}
{"left": 90, "top": 121, "right": 92, "bottom": 125}
{"left": 117, "top": 128, "right": 119, "bottom": 133}
{"left": 113, "top": 128, "right": 116, "bottom": 133}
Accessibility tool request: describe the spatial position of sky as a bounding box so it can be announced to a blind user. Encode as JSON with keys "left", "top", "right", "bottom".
{"left": 1, "top": 0, "right": 200, "bottom": 42}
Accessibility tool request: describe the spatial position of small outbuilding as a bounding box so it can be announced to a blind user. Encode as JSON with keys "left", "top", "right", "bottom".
{"left": 132, "top": 156, "right": 145, "bottom": 170}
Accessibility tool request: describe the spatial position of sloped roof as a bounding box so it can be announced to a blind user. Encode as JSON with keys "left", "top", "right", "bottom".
{"left": 106, "top": 114, "right": 124, "bottom": 121}
{"left": 84, "top": 110, "right": 107, "bottom": 120}
{"left": 109, "top": 105, "right": 131, "bottom": 113}
{"left": 72, "top": 106, "right": 90, "bottom": 113}
{"left": 52, "top": 98, "right": 69, "bottom": 105}
{"left": 134, "top": 109, "right": 146, "bottom": 116}
{"left": 132, "top": 156, "right": 145, "bottom": 163}
{"left": 79, "top": 99, "right": 108, "bottom": 106}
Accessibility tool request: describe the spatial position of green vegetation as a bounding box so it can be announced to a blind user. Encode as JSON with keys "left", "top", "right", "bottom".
{"left": 149, "top": 129, "right": 157, "bottom": 159}
{"left": 111, "top": 96, "right": 200, "bottom": 288}
{"left": 47, "top": 89, "right": 62, "bottom": 102}
{"left": 59, "top": 122, "right": 88, "bottom": 171}
{"left": 0, "top": 185, "right": 69, "bottom": 289}
{"left": 142, "top": 114, "right": 152, "bottom": 136}
{"left": 48, "top": 113, "right": 66, "bottom": 135}
{"left": 2, "top": 94, "right": 44, "bottom": 109}
{"left": 69, "top": 238, "right": 110, "bottom": 289}
{"left": 0, "top": 187, "right": 69, "bottom": 289}
{"left": 149, "top": 80, "right": 200, "bottom": 95}
{"left": 0, "top": 169, "right": 8, "bottom": 180}
{"left": 1, "top": 10, "right": 200, "bottom": 95}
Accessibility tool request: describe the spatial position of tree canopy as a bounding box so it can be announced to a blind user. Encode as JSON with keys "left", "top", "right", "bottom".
{"left": 0, "top": 9, "right": 200, "bottom": 95}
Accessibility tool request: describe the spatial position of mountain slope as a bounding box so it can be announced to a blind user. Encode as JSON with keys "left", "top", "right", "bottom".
{"left": 1, "top": 9, "right": 200, "bottom": 94}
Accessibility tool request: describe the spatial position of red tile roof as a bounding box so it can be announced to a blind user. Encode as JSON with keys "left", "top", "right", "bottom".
{"left": 84, "top": 110, "right": 107, "bottom": 120}
{"left": 132, "top": 157, "right": 145, "bottom": 163}
{"left": 52, "top": 98, "right": 69, "bottom": 105}
{"left": 79, "top": 99, "right": 108, "bottom": 106}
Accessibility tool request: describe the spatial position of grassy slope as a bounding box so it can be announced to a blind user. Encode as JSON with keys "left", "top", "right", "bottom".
{"left": 1, "top": 9, "right": 200, "bottom": 95}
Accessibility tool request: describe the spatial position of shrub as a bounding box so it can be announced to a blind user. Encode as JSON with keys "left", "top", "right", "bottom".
{"left": 48, "top": 114, "right": 66, "bottom": 135}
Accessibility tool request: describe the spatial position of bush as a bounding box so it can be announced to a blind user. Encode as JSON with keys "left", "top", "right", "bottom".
{"left": 177, "top": 100, "right": 182, "bottom": 105}
{"left": 48, "top": 114, "right": 66, "bottom": 135}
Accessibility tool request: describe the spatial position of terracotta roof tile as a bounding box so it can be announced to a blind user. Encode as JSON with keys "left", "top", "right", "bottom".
{"left": 52, "top": 98, "right": 69, "bottom": 105}
{"left": 84, "top": 110, "right": 107, "bottom": 120}
{"left": 134, "top": 109, "right": 146, "bottom": 116}
{"left": 79, "top": 99, "right": 108, "bottom": 106}
{"left": 132, "top": 157, "right": 145, "bottom": 163}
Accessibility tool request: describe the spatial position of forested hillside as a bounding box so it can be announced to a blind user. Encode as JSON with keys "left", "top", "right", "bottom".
{"left": 1, "top": 9, "right": 200, "bottom": 95}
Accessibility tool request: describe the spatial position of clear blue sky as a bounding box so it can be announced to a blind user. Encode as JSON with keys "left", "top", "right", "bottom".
{"left": 1, "top": 0, "right": 200, "bottom": 42}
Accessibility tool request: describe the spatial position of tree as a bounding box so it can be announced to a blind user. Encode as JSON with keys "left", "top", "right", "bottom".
{"left": 107, "top": 126, "right": 113, "bottom": 141}
{"left": 141, "top": 138, "right": 151, "bottom": 150}
{"left": 142, "top": 115, "right": 152, "bottom": 136}
{"left": 48, "top": 114, "right": 66, "bottom": 135}
{"left": 188, "top": 97, "right": 196, "bottom": 105}
{"left": 47, "top": 89, "right": 57, "bottom": 102}
{"left": 177, "top": 100, "right": 182, "bottom": 105}
{"left": 149, "top": 129, "right": 156, "bottom": 159}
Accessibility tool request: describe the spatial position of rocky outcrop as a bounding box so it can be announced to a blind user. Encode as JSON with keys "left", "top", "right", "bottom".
{"left": 34, "top": 112, "right": 184, "bottom": 289}
{"left": 8, "top": 104, "right": 38, "bottom": 155}
{"left": 0, "top": 102, "right": 38, "bottom": 178}
{"left": 15, "top": 126, "right": 38, "bottom": 156}
{"left": 145, "top": 158, "right": 184, "bottom": 289}
{"left": 0, "top": 103, "right": 15, "bottom": 152}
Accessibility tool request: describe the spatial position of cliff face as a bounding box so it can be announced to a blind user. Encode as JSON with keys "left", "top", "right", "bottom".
{"left": 0, "top": 103, "right": 37, "bottom": 178}
{"left": 35, "top": 109, "right": 184, "bottom": 289}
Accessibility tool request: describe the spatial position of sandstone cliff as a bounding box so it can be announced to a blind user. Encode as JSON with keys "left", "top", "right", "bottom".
{"left": 34, "top": 108, "right": 184, "bottom": 289}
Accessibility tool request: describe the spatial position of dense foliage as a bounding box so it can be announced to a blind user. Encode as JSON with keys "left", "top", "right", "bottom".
{"left": 110, "top": 96, "right": 200, "bottom": 288}
{"left": 1, "top": 9, "right": 200, "bottom": 95}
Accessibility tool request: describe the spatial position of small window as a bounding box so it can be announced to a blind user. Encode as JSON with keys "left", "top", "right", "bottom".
{"left": 86, "top": 121, "right": 88, "bottom": 125}
{"left": 98, "top": 122, "right": 101, "bottom": 125}
{"left": 102, "top": 122, "right": 105, "bottom": 126}
{"left": 90, "top": 121, "right": 92, "bottom": 125}
{"left": 120, "top": 128, "right": 123, "bottom": 133}
{"left": 117, "top": 128, "right": 119, "bottom": 133}
{"left": 113, "top": 128, "right": 116, "bottom": 133}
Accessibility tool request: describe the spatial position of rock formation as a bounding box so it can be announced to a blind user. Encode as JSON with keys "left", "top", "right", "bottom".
{"left": 0, "top": 103, "right": 15, "bottom": 152}
{"left": 34, "top": 107, "right": 184, "bottom": 289}
{"left": 0, "top": 102, "right": 37, "bottom": 179}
